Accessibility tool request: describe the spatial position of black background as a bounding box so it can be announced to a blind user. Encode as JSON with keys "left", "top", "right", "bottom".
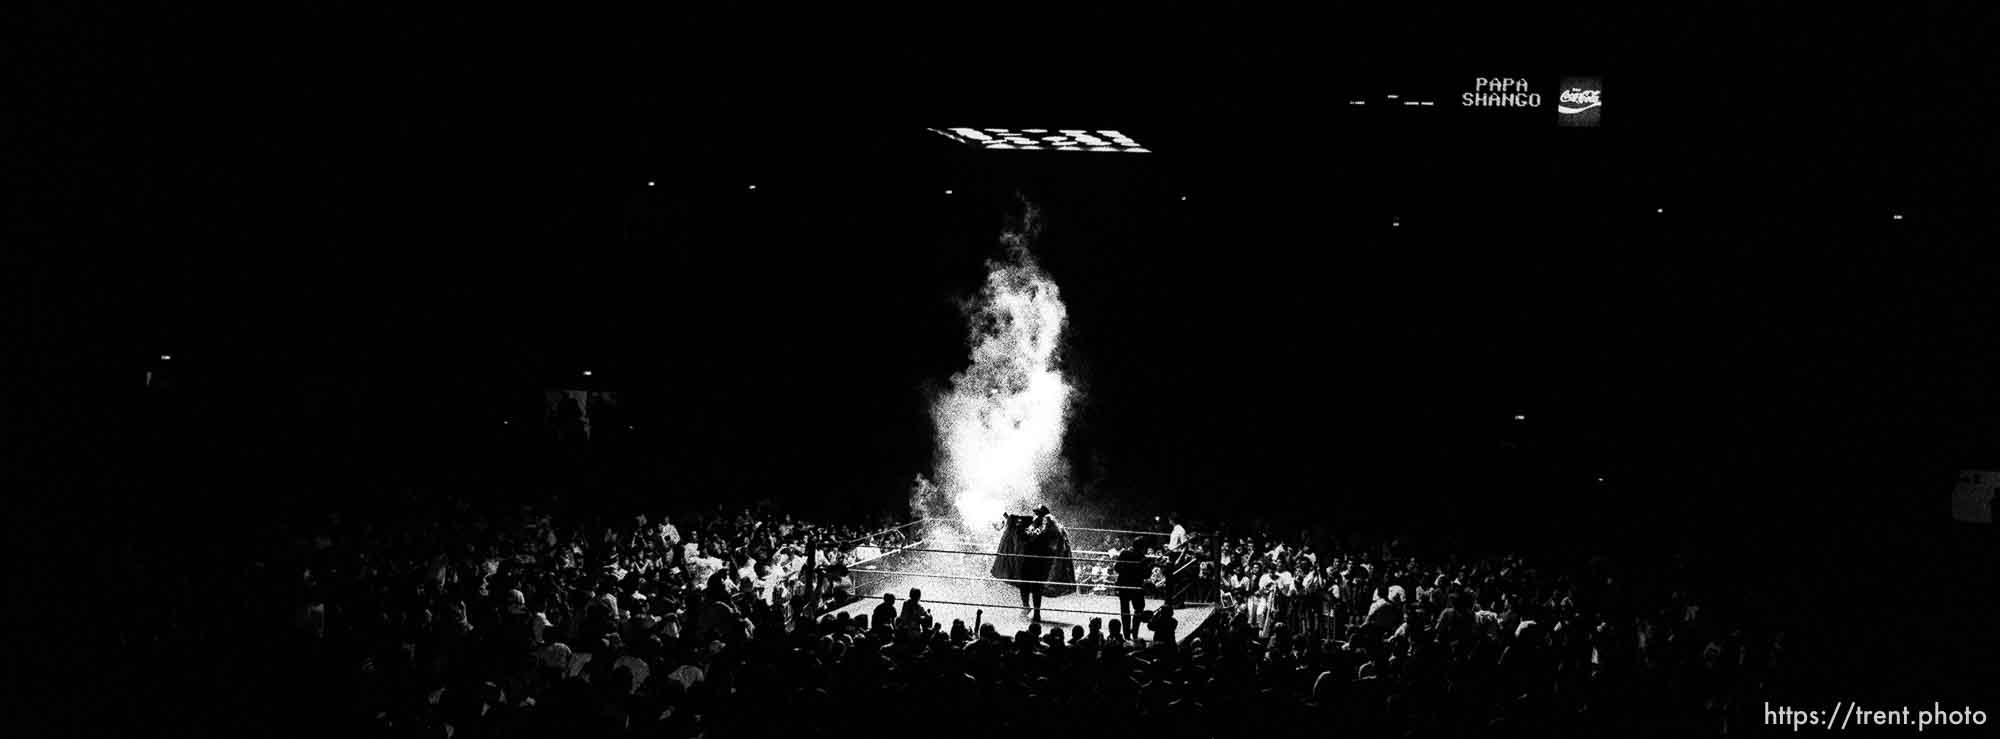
{"left": 15, "top": 3, "right": 2000, "bottom": 732}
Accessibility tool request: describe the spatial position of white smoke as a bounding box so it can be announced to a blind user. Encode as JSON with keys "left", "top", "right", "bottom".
{"left": 912, "top": 203, "right": 1076, "bottom": 542}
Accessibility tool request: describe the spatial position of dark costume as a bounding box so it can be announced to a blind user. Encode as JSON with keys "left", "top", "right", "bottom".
{"left": 1113, "top": 545, "right": 1150, "bottom": 636}
{"left": 992, "top": 511, "right": 1078, "bottom": 617}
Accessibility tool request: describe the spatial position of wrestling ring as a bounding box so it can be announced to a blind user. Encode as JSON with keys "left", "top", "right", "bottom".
{"left": 811, "top": 516, "right": 1219, "bottom": 639}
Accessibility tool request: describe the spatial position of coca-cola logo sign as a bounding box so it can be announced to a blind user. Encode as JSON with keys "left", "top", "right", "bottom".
{"left": 1557, "top": 88, "right": 1601, "bottom": 113}
{"left": 1557, "top": 76, "right": 1602, "bottom": 128}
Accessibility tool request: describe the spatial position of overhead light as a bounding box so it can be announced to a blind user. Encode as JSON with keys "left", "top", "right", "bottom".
{"left": 747, "top": 185, "right": 757, "bottom": 191}
{"left": 583, "top": 370, "right": 593, "bottom": 377}
{"left": 646, "top": 181, "right": 655, "bottom": 187}
{"left": 1514, "top": 414, "right": 1526, "bottom": 421}
{"left": 159, "top": 354, "right": 172, "bottom": 361}
{"left": 934, "top": 127, "right": 1149, "bottom": 152}
{"left": 944, "top": 189, "right": 953, "bottom": 195}
{"left": 1179, "top": 195, "right": 1187, "bottom": 201}
{"left": 1656, "top": 208, "right": 1664, "bottom": 214}
{"left": 1892, "top": 213, "right": 1904, "bottom": 220}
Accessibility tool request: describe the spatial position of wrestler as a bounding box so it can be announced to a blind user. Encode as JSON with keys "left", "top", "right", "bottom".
{"left": 990, "top": 504, "right": 1078, "bottom": 621}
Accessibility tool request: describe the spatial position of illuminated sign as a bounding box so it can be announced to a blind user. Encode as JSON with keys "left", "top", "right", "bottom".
{"left": 1953, "top": 469, "right": 1997, "bottom": 523}
{"left": 928, "top": 128, "right": 1151, "bottom": 153}
{"left": 1557, "top": 76, "right": 1603, "bottom": 127}
{"left": 1460, "top": 78, "right": 1541, "bottom": 108}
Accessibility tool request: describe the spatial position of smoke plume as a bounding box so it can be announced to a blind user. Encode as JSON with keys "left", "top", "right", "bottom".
{"left": 911, "top": 203, "right": 1077, "bottom": 542}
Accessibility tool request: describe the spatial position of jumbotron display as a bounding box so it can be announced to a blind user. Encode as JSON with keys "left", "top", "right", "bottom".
{"left": 930, "top": 128, "right": 1151, "bottom": 153}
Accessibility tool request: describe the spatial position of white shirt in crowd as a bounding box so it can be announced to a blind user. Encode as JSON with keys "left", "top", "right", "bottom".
{"left": 1299, "top": 571, "right": 1323, "bottom": 599}
{"left": 1168, "top": 523, "right": 1188, "bottom": 552}
{"left": 772, "top": 550, "right": 797, "bottom": 575}
{"left": 751, "top": 572, "right": 780, "bottom": 605}
{"left": 1474, "top": 608, "right": 1500, "bottom": 638}
{"left": 690, "top": 555, "right": 725, "bottom": 586}
{"left": 1257, "top": 572, "right": 1279, "bottom": 598}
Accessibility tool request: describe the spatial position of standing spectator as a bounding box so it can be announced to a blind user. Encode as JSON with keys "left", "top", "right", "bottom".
{"left": 1298, "top": 564, "right": 1327, "bottom": 639}
{"left": 1253, "top": 563, "right": 1278, "bottom": 636}
{"left": 1272, "top": 564, "right": 1298, "bottom": 636}
{"left": 658, "top": 516, "right": 680, "bottom": 550}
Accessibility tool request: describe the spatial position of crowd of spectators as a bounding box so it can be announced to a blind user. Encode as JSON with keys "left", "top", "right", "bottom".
{"left": 264, "top": 499, "right": 1796, "bottom": 738}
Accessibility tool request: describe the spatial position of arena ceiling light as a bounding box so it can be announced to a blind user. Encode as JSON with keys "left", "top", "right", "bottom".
{"left": 930, "top": 128, "right": 1151, "bottom": 153}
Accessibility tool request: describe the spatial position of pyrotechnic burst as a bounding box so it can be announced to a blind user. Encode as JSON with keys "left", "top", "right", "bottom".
{"left": 913, "top": 203, "right": 1076, "bottom": 541}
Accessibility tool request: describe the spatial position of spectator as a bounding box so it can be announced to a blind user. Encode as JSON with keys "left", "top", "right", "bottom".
{"left": 253, "top": 499, "right": 1784, "bottom": 739}
{"left": 1368, "top": 584, "right": 1406, "bottom": 631}
{"left": 899, "top": 588, "right": 929, "bottom": 629}
{"left": 1149, "top": 604, "right": 1179, "bottom": 648}
{"left": 872, "top": 593, "right": 898, "bottom": 632}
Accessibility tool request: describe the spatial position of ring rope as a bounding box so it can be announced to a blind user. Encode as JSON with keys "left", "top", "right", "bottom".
{"left": 848, "top": 566, "right": 1144, "bottom": 592}
{"left": 854, "top": 594, "right": 1131, "bottom": 618}
{"left": 853, "top": 545, "right": 1120, "bottom": 563}
{"left": 924, "top": 515, "right": 1178, "bottom": 539}
{"left": 846, "top": 539, "right": 925, "bottom": 569}
{"left": 920, "top": 539, "right": 1126, "bottom": 557}
{"left": 835, "top": 518, "right": 930, "bottom": 548}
